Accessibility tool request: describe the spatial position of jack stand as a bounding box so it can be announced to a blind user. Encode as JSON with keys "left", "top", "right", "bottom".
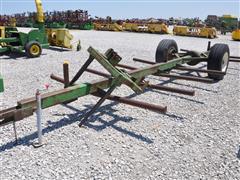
{"left": 32, "top": 89, "right": 44, "bottom": 148}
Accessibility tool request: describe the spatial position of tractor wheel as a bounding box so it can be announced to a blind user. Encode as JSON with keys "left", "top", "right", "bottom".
{"left": 25, "top": 41, "right": 42, "bottom": 58}
{"left": 155, "top": 39, "right": 178, "bottom": 63}
{"left": 207, "top": 43, "right": 229, "bottom": 80}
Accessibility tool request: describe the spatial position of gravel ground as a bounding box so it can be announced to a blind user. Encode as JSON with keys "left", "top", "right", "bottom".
{"left": 0, "top": 29, "right": 240, "bottom": 180}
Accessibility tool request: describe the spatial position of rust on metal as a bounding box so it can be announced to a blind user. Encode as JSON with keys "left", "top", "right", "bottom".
{"left": 50, "top": 74, "right": 65, "bottom": 84}
{"left": 86, "top": 68, "right": 110, "bottom": 78}
{"left": 174, "top": 66, "right": 226, "bottom": 75}
{"left": 0, "top": 43, "right": 235, "bottom": 129}
{"left": 133, "top": 58, "right": 155, "bottom": 65}
{"left": 158, "top": 73, "right": 214, "bottom": 83}
{"left": 93, "top": 92, "right": 167, "bottom": 113}
{"left": 63, "top": 62, "right": 70, "bottom": 87}
{"left": 147, "top": 84, "right": 195, "bottom": 96}
{"left": 116, "top": 64, "right": 137, "bottom": 70}
{"left": 86, "top": 68, "right": 195, "bottom": 96}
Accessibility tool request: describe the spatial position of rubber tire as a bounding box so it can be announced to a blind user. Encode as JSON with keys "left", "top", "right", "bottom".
{"left": 207, "top": 43, "right": 229, "bottom": 80}
{"left": 25, "top": 41, "right": 42, "bottom": 58}
{"left": 155, "top": 39, "right": 178, "bottom": 63}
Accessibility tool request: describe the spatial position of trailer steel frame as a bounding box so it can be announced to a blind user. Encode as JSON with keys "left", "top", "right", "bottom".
{"left": 0, "top": 40, "right": 239, "bottom": 144}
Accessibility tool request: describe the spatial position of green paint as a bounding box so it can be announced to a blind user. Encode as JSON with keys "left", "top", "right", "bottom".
{"left": 130, "top": 56, "right": 192, "bottom": 80}
{"left": 88, "top": 47, "right": 142, "bottom": 93}
{"left": 0, "top": 23, "right": 49, "bottom": 56}
{"left": 16, "top": 47, "right": 204, "bottom": 120}
{"left": 42, "top": 83, "right": 91, "bottom": 108}
{"left": 39, "top": 51, "right": 193, "bottom": 110}
{"left": 0, "top": 75, "right": 4, "bottom": 93}
{"left": 0, "top": 37, "right": 18, "bottom": 43}
{"left": 0, "top": 47, "right": 9, "bottom": 53}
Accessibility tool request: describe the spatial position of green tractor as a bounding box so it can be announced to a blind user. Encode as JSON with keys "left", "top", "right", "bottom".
{"left": 0, "top": 0, "right": 49, "bottom": 58}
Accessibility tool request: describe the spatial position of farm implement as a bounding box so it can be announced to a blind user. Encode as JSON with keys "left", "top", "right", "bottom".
{"left": 0, "top": 39, "right": 239, "bottom": 145}
{"left": 232, "top": 29, "right": 240, "bottom": 41}
{"left": 173, "top": 26, "right": 217, "bottom": 39}
{"left": 0, "top": 0, "right": 74, "bottom": 58}
{"left": 0, "top": 0, "right": 49, "bottom": 58}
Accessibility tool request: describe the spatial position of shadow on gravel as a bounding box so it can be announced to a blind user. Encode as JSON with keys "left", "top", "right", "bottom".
{"left": 237, "top": 146, "right": 240, "bottom": 160}
{"left": 63, "top": 103, "right": 154, "bottom": 144}
{"left": 170, "top": 81, "right": 218, "bottom": 93}
{"left": 0, "top": 112, "right": 82, "bottom": 152}
{"left": 226, "top": 72, "right": 239, "bottom": 76}
{"left": 0, "top": 52, "right": 47, "bottom": 60}
{"left": 0, "top": 52, "right": 27, "bottom": 60}
{"left": 228, "top": 67, "right": 240, "bottom": 71}
{"left": 2, "top": 66, "right": 206, "bottom": 152}
{"left": 148, "top": 72, "right": 218, "bottom": 93}
{"left": 150, "top": 89, "right": 204, "bottom": 105}
{"left": 48, "top": 46, "right": 72, "bottom": 52}
{"left": 0, "top": 96, "right": 154, "bottom": 152}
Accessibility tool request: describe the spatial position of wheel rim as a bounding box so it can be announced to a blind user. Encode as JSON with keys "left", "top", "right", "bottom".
{"left": 221, "top": 52, "right": 229, "bottom": 72}
{"left": 30, "top": 45, "right": 40, "bottom": 56}
{"left": 167, "top": 47, "right": 177, "bottom": 61}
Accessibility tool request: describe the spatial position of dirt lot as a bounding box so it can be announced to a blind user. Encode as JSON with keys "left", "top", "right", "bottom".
{"left": 0, "top": 29, "right": 239, "bottom": 179}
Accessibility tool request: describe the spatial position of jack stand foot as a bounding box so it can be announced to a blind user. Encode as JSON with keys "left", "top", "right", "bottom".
{"left": 32, "top": 141, "right": 45, "bottom": 148}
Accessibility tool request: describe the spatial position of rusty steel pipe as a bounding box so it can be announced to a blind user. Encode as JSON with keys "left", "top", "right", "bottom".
{"left": 147, "top": 84, "right": 195, "bottom": 96}
{"left": 158, "top": 73, "right": 215, "bottom": 83}
{"left": 86, "top": 68, "right": 195, "bottom": 96}
{"left": 86, "top": 69, "right": 110, "bottom": 78}
{"left": 116, "top": 64, "right": 137, "bottom": 70}
{"left": 174, "top": 66, "right": 226, "bottom": 75}
{"left": 63, "top": 61, "right": 70, "bottom": 87}
{"left": 133, "top": 58, "right": 156, "bottom": 65}
{"left": 50, "top": 74, "right": 79, "bottom": 104}
{"left": 93, "top": 93, "right": 167, "bottom": 113}
{"left": 50, "top": 74, "right": 65, "bottom": 84}
{"left": 230, "top": 56, "right": 240, "bottom": 59}
{"left": 229, "top": 59, "right": 240, "bottom": 63}
{"left": 132, "top": 58, "right": 223, "bottom": 76}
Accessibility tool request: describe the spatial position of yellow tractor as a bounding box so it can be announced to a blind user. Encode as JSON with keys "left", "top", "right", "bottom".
{"left": 232, "top": 29, "right": 240, "bottom": 41}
